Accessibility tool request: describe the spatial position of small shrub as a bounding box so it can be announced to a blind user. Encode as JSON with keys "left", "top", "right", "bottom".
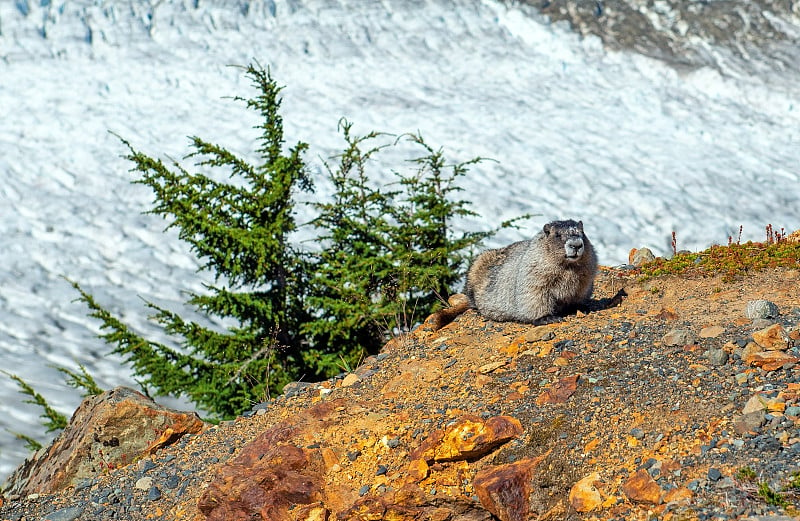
{"left": 639, "top": 228, "right": 800, "bottom": 282}
{"left": 736, "top": 466, "right": 757, "bottom": 482}
{"left": 758, "top": 481, "right": 789, "bottom": 508}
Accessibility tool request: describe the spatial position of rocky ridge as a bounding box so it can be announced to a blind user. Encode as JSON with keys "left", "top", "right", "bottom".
{"left": 2, "top": 264, "right": 800, "bottom": 520}
{"left": 524, "top": 0, "right": 800, "bottom": 77}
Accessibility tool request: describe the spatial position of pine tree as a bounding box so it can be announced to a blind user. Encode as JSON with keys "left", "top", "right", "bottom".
{"left": 302, "top": 122, "right": 529, "bottom": 373}
{"left": 74, "top": 64, "right": 313, "bottom": 418}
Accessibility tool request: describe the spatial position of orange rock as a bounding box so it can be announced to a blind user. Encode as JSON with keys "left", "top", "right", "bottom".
{"left": 473, "top": 454, "right": 548, "bottom": 521}
{"left": 655, "top": 308, "right": 679, "bottom": 321}
{"left": 584, "top": 438, "right": 600, "bottom": 453}
{"left": 621, "top": 469, "right": 663, "bottom": 505}
{"left": 535, "top": 374, "right": 579, "bottom": 405}
{"left": 663, "top": 486, "right": 693, "bottom": 504}
{"left": 745, "top": 351, "right": 799, "bottom": 371}
{"left": 752, "top": 323, "right": 790, "bottom": 351}
{"left": 474, "top": 374, "right": 493, "bottom": 388}
{"left": 569, "top": 472, "right": 603, "bottom": 513}
{"left": 410, "top": 415, "right": 523, "bottom": 463}
{"left": 407, "top": 459, "right": 429, "bottom": 482}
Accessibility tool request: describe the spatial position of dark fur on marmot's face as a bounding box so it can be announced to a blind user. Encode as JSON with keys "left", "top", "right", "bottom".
{"left": 543, "top": 220, "right": 587, "bottom": 262}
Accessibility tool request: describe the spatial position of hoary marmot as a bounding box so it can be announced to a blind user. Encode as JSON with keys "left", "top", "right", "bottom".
{"left": 432, "top": 219, "right": 598, "bottom": 328}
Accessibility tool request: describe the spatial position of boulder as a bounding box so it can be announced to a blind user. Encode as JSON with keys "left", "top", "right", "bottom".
{"left": 3, "top": 386, "right": 205, "bottom": 497}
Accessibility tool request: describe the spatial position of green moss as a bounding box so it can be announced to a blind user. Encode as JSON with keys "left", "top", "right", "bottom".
{"left": 639, "top": 241, "right": 800, "bottom": 282}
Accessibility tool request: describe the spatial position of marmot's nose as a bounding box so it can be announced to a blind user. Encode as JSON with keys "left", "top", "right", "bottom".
{"left": 566, "top": 239, "right": 584, "bottom": 257}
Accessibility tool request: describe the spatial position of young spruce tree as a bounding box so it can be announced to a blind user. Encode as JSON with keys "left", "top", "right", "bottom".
{"left": 301, "top": 122, "right": 527, "bottom": 376}
{"left": 73, "top": 64, "right": 312, "bottom": 418}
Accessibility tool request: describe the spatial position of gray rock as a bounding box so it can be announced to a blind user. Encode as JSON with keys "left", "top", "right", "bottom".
{"left": 41, "top": 505, "right": 86, "bottom": 521}
{"left": 732, "top": 411, "right": 765, "bottom": 435}
{"left": 134, "top": 477, "right": 153, "bottom": 491}
{"left": 706, "top": 348, "right": 729, "bottom": 366}
{"left": 746, "top": 300, "right": 780, "bottom": 319}
{"left": 147, "top": 486, "right": 162, "bottom": 501}
{"left": 631, "top": 247, "right": 656, "bottom": 266}
{"left": 662, "top": 328, "right": 696, "bottom": 346}
{"left": 742, "top": 517, "right": 798, "bottom": 521}
{"left": 751, "top": 318, "right": 774, "bottom": 330}
{"left": 785, "top": 406, "right": 800, "bottom": 417}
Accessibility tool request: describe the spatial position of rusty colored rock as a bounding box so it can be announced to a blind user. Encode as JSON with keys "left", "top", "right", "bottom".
{"left": 744, "top": 350, "right": 799, "bottom": 371}
{"left": 535, "top": 374, "right": 579, "bottom": 405}
{"left": 291, "top": 502, "right": 329, "bottom": 521}
{"left": 569, "top": 472, "right": 603, "bottom": 513}
{"left": 339, "top": 485, "right": 491, "bottom": 521}
{"left": 3, "top": 386, "right": 205, "bottom": 497}
{"left": 407, "top": 459, "right": 430, "bottom": 482}
{"left": 621, "top": 469, "right": 663, "bottom": 505}
{"left": 752, "top": 323, "right": 790, "bottom": 351}
{"left": 198, "top": 400, "right": 353, "bottom": 521}
{"left": 410, "top": 415, "right": 523, "bottom": 463}
{"left": 473, "top": 454, "right": 547, "bottom": 521}
{"left": 663, "top": 486, "right": 693, "bottom": 504}
{"left": 198, "top": 425, "right": 326, "bottom": 521}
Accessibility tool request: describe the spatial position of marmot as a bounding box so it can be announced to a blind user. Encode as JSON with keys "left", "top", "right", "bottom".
{"left": 431, "top": 219, "right": 598, "bottom": 328}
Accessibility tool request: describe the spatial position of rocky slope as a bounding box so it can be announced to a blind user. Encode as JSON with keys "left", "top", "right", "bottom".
{"left": 2, "top": 263, "right": 800, "bottom": 521}
{"left": 524, "top": 0, "right": 800, "bottom": 76}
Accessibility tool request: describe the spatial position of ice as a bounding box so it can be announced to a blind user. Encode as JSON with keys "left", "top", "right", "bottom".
{"left": 1, "top": 0, "right": 799, "bottom": 477}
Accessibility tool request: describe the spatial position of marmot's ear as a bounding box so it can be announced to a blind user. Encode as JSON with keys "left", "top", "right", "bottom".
{"left": 577, "top": 220, "right": 584, "bottom": 230}
{"left": 543, "top": 223, "right": 551, "bottom": 235}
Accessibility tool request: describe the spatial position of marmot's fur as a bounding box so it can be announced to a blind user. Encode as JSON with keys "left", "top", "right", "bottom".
{"left": 431, "top": 219, "right": 598, "bottom": 329}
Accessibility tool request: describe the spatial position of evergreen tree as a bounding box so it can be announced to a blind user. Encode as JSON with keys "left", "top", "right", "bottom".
{"left": 74, "top": 64, "right": 312, "bottom": 418}
{"left": 302, "top": 122, "right": 529, "bottom": 374}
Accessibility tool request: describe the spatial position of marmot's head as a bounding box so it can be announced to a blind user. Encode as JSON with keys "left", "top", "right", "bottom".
{"left": 543, "top": 220, "right": 589, "bottom": 262}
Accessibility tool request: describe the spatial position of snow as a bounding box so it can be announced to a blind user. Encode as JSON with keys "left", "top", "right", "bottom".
{"left": 1, "top": 0, "right": 799, "bottom": 477}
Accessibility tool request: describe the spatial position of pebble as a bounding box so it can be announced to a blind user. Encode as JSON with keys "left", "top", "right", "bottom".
{"left": 745, "top": 300, "right": 780, "bottom": 320}
{"left": 147, "top": 486, "right": 162, "bottom": 501}
{"left": 164, "top": 475, "right": 181, "bottom": 489}
{"left": 707, "top": 468, "right": 722, "bottom": 481}
{"left": 376, "top": 464, "right": 388, "bottom": 475}
{"left": 358, "top": 485, "right": 370, "bottom": 496}
{"left": 700, "top": 325, "right": 725, "bottom": 338}
{"left": 785, "top": 406, "right": 800, "bottom": 417}
{"left": 134, "top": 477, "right": 153, "bottom": 491}
{"left": 630, "top": 427, "right": 645, "bottom": 440}
{"left": 347, "top": 450, "right": 361, "bottom": 462}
